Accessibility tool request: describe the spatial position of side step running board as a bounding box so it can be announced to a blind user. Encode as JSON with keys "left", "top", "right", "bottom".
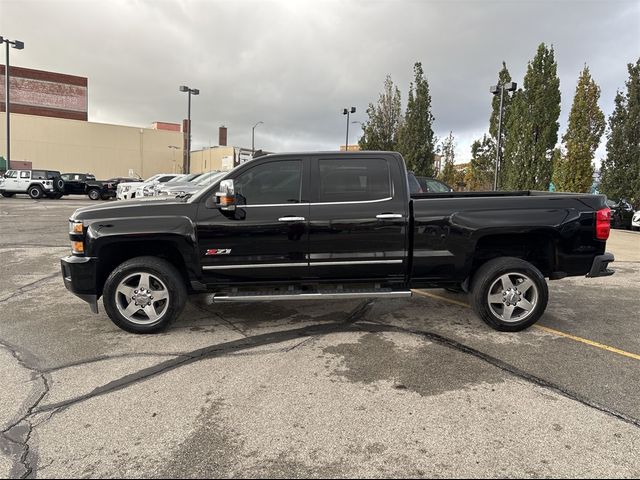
{"left": 208, "top": 290, "right": 412, "bottom": 303}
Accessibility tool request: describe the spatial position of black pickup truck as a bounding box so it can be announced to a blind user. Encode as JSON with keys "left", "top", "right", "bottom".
{"left": 60, "top": 173, "right": 117, "bottom": 200}
{"left": 61, "top": 152, "right": 615, "bottom": 334}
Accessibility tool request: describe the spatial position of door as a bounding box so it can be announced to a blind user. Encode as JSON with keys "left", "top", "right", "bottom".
{"left": 308, "top": 156, "right": 408, "bottom": 281}
{"left": 61, "top": 174, "right": 85, "bottom": 194}
{"left": 17, "top": 170, "right": 31, "bottom": 191}
{"left": 196, "top": 158, "right": 310, "bottom": 283}
{"left": 3, "top": 170, "right": 19, "bottom": 191}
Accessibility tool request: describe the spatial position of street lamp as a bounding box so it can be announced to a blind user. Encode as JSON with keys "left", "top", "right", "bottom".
{"left": 342, "top": 107, "right": 356, "bottom": 150}
{"left": 179, "top": 85, "right": 199, "bottom": 173}
{"left": 252, "top": 121, "right": 263, "bottom": 155}
{"left": 1, "top": 36, "right": 25, "bottom": 166}
{"left": 490, "top": 81, "right": 517, "bottom": 190}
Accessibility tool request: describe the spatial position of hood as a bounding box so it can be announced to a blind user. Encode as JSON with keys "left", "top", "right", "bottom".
{"left": 71, "top": 196, "right": 195, "bottom": 221}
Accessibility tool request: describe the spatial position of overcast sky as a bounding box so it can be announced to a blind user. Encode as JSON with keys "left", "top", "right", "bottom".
{"left": 2, "top": 0, "right": 639, "bottom": 162}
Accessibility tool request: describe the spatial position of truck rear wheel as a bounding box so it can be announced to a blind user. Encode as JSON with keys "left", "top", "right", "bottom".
{"left": 103, "top": 256, "right": 187, "bottom": 334}
{"left": 87, "top": 188, "right": 101, "bottom": 200}
{"left": 470, "top": 257, "right": 548, "bottom": 332}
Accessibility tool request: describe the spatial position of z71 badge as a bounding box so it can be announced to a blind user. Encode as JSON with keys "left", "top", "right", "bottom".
{"left": 205, "top": 248, "right": 232, "bottom": 256}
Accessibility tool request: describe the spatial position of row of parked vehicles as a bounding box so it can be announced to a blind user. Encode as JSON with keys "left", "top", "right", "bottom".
{"left": 0, "top": 169, "right": 141, "bottom": 200}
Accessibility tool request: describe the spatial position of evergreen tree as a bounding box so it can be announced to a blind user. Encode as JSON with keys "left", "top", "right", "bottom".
{"left": 465, "top": 135, "right": 495, "bottom": 191}
{"left": 600, "top": 59, "right": 640, "bottom": 205}
{"left": 502, "top": 43, "right": 561, "bottom": 190}
{"left": 438, "top": 132, "right": 457, "bottom": 187}
{"left": 397, "top": 62, "right": 436, "bottom": 176}
{"left": 359, "top": 75, "right": 403, "bottom": 151}
{"left": 554, "top": 66, "right": 605, "bottom": 192}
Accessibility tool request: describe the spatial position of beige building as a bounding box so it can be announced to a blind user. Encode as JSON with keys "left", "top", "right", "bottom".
{"left": 190, "top": 146, "right": 256, "bottom": 173}
{"left": 0, "top": 113, "right": 184, "bottom": 179}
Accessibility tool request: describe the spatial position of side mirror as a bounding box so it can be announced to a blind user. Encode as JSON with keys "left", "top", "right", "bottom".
{"left": 216, "top": 179, "right": 236, "bottom": 211}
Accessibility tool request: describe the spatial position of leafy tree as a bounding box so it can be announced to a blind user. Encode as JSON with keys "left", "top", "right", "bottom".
{"left": 437, "top": 132, "right": 457, "bottom": 187}
{"left": 554, "top": 66, "right": 605, "bottom": 192}
{"left": 466, "top": 135, "right": 495, "bottom": 191}
{"left": 600, "top": 59, "right": 640, "bottom": 206}
{"left": 502, "top": 43, "right": 561, "bottom": 190}
{"left": 397, "top": 62, "right": 436, "bottom": 176}
{"left": 359, "top": 75, "right": 403, "bottom": 151}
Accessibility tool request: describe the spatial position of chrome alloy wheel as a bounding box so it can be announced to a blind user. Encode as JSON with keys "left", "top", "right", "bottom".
{"left": 115, "top": 272, "right": 170, "bottom": 325}
{"left": 487, "top": 272, "right": 538, "bottom": 323}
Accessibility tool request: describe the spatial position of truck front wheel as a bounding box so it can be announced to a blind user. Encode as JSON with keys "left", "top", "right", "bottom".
{"left": 103, "top": 256, "right": 187, "bottom": 334}
{"left": 470, "top": 257, "right": 548, "bottom": 332}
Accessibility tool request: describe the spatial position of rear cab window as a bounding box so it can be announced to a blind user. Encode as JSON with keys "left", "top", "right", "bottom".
{"left": 317, "top": 158, "right": 391, "bottom": 202}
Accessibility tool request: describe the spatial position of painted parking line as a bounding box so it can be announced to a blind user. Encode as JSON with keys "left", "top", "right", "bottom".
{"left": 412, "top": 289, "right": 640, "bottom": 362}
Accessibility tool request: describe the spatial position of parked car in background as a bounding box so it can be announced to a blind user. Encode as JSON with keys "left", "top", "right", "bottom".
{"left": 60, "top": 173, "right": 118, "bottom": 200}
{"left": 607, "top": 199, "right": 634, "bottom": 229}
{"left": 156, "top": 171, "right": 226, "bottom": 197}
{"left": 116, "top": 174, "right": 180, "bottom": 200}
{"left": 416, "top": 176, "right": 453, "bottom": 193}
{"left": 631, "top": 210, "right": 640, "bottom": 231}
{"left": 151, "top": 173, "right": 201, "bottom": 196}
{"left": 0, "top": 169, "right": 65, "bottom": 199}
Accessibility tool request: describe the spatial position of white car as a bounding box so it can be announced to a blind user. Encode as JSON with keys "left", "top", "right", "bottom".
{"left": 632, "top": 210, "right": 640, "bottom": 231}
{"left": 116, "top": 174, "right": 180, "bottom": 200}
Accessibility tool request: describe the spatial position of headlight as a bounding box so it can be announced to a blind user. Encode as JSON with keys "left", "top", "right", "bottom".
{"left": 69, "top": 221, "right": 85, "bottom": 254}
{"left": 69, "top": 221, "right": 83, "bottom": 235}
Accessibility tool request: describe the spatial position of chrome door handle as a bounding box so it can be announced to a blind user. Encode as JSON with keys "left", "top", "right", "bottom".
{"left": 376, "top": 214, "right": 403, "bottom": 219}
{"left": 278, "top": 216, "right": 306, "bottom": 222}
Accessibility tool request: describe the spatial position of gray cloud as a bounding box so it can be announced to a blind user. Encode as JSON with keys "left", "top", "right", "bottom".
{"left": 2, "top": 0, "right": 639, "bottom": 162}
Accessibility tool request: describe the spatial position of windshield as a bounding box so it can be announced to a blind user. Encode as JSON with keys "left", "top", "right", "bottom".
{"left": 423, "top": 178, "right": 452, "bottom": 193}
{"left": 188, "top": 172, "right": 228, "bottom": 202}
{"left": 166, "top": 174, "right": 188, "bottom": 183}
{"left": 194, "top": 171, "right": 224, "bottom": 185}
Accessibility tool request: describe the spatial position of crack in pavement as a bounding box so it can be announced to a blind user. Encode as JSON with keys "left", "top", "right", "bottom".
{"left": 0, "top": 272, "right": 61, "bottom": 304}
{"left": 35, "top": 300, "right": 376, "bottom": 414}
{"left": 0, "top": 341, "right": 51, "bottom": 479}
{"left": 2, "top": 296, "right": 639, "bottom": 477}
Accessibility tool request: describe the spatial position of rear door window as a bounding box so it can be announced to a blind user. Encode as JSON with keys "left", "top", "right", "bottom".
{"left": 20, "top": 171, "right": 31, "bottom": 179}
{"left": 317, "top": 158, "right": 390, "bottom": 202}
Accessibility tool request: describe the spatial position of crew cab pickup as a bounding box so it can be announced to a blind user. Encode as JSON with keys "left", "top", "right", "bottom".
{"left": 60, "top": 173, "right": 117, "bottom": 200}
{"left": 61, "top": 152, "right": 615, "bottom": 334}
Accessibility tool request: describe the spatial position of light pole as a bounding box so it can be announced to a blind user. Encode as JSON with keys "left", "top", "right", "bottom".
{"left": 342, "top": 107, "right": 356, "bottom": 150}
{"left": 1, "top": 36, "right": 24, "bottom": 166}
{"left": 252, "top": 121, "right": 263, "bottom": 155}
{"left": 490, "top": 81, "right": 517, "bottom": 190}
{"left": 179, "top": 85, "right": 199, "bottom": 173}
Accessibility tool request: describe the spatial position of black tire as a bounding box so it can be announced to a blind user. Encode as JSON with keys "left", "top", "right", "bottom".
{"left": 1, "top": 192, "right": 14, "bottom": 198}
{"left": 52, "top": 176, "right": 65, "bottom": 193}
{"left": 28, "top": 185, "right": 43, "bottom": 199}
{"left": 103, "top": 256, "right": 187, "bottom": 334}
{"left": 87, "top": 188, "right": 101, "bottom": 201}
{"left": 470, "top": 257, "right": 548, "bottom": 332}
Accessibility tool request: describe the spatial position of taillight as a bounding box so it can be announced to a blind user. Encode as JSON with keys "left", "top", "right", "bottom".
{"left": 596, "top": 208, "right": 611, "bottom": 240}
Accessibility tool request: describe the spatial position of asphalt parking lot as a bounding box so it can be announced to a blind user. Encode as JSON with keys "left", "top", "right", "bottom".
{"left": 1, "top": 196, "right": 639, "bottom": 478}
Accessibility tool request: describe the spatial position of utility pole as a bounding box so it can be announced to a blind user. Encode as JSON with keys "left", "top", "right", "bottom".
{"left": 490, "top": 82, "right": 517, "bottom": 190}
{"left": 1, "top": 36, "right": 25, "bottom": 166}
